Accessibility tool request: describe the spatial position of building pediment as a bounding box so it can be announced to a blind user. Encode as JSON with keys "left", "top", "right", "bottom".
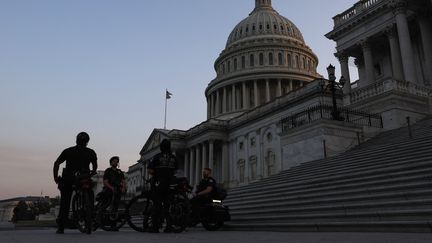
{"left": 140, "top": 129, "right": 171, "bottom": 155}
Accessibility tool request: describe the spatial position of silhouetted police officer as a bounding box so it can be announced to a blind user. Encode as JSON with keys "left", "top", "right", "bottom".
{"left": 147, "top": 139, "right": 178, "bottom": 233}
{"left": 53, "top": 132, "right": 97, "bottom": 234}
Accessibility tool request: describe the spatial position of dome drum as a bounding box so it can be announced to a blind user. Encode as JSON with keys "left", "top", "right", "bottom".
{"left": 205, "top": 0, "right": 322, "bottom": 120}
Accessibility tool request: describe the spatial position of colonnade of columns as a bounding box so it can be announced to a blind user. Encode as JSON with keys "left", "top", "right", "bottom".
{"left": 334, "top": 0, "right": 432, "bottom": 90}
{"left": 183, "top": 140, "right": 221, "bottom": 187}
{"left": 207, "top": 79, "right": 302, "bottom": 118}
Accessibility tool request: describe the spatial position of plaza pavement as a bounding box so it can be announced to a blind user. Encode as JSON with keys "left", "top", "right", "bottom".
{"left": 0, "top": 226, "right": 431, "bottom": 243}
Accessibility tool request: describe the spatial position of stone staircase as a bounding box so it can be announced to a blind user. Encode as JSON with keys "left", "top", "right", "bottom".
{"left": 224, "top": 117, "right": 432, "bottom": 232}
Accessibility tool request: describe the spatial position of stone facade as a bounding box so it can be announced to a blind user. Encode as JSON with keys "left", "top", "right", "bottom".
{"left": 128, "top": 0, "right": 432, "bottom": 190}
{"left": 326, "top": 0, "right": 432, "bottom": 129}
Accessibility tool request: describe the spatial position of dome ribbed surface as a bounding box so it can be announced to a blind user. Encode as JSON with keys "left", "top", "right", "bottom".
{"left": 226, "top": 7, "right": 305, "bottom": 48}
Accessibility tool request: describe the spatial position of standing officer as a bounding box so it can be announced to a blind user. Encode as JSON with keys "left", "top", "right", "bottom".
{"left": 53, "top": 132, "right": 97, "bottom": 234}
{"left": 147, "top": 139, "right": 178, "bottom": 233}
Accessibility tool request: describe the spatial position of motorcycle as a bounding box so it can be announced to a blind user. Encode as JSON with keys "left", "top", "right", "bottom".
{"left": 190, "top": 198, "right": 231, "bottom": 231}
{"left": 185, "top": 179, "right": 231, "bottom": 231}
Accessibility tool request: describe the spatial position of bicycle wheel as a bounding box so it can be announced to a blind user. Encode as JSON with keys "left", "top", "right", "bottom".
{"left": 93, "top": 197, "right": 111, "bottom": 231}
{"left": 126, "top": 194, "right": 153, "bottom": 232}
{"left": 166, "top": 195, "right": 189, "bottom": 233}
{"left": 72, "top": 192, "right": 89, "bottom": 234}
{"left": 83, "top": 191, "right": 93, "bottom": 234}
{"left": 99, "top": 201, "right": 127, "bottom": 231}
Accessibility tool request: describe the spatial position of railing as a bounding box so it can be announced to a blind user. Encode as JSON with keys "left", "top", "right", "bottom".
{"left": 349, "top": 79, "right": 432, "bottom": 104}
{"left": 333, "top": 0, "right": 382, "bottom": 27}
{"left": 281, "top": 104, "right": 383, "bottom": 132}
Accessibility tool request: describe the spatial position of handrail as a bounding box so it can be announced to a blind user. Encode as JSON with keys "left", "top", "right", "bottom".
{"left": 281, "top": 104, "right": 383, "bottom": 132}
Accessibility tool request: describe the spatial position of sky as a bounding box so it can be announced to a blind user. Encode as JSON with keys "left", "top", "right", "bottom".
{"left": 0, "top": 0, "right": 359, "bottom": 200}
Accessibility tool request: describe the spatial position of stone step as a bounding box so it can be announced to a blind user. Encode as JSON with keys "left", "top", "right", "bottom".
{"left": 226, "top": 180, "right": 432, "bottom": 206}
{"left": 240, "top": 153, "right": 432, "bottom": 190}
{"left": 229, "top": 209, "right": 432, "bottom": 223}
{"left": 228, "top": 159, "right": 432, "bottom": 196}
{"left": 236, "top": 161, "right": 432, "bottom": 192}
{"left": 230, "top": 199, "right": 432, "bottom": 216}
{"left": 285, "top": 139, "right": 432, "bottom": 172}
{"left": 232, "top": 140, "right": 432, "bottom": 189}
{"left": 226, "top": 188, "right": 432, "bottom": 211}
{"left": 223, "top": 221, "right": 432, "bottom": 233}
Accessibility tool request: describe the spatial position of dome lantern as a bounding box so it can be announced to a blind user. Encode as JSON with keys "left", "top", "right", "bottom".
{"left": 255, "top": 0, "right": 272, "bottom": 9}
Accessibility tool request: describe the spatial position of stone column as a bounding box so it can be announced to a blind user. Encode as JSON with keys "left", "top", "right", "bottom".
{"left": 184, "top": 149, "right": 189, "bottom": 178}
{"left": 195, "top": 144, "right": 201, "bottom": 185}
{"left": 354, "top": 58, "right": 365, "bottom": 86}
{"left": 391, "top": 0, "right": 418, "bottom": 83}
{"left": 210, "top": 93, "right": 215, "bottom": 118}
{"left": 254, "top": 80, "right": 259, "bottom": 107}
{"left": 202, "top": 142, "right": 207, "bottom": 170}
{"left": 360, "top": 39, "right": 375, "bottom": 85}
{"left": 231, "top": 85, "right": 236, "bottom": 111}
{"left": 335, "top": 52, "right": 352, "bottom": 94}
{"left": 215, "top": 90, "right": 220, "bottom": 116}
{"left": 206, "top": 97, "right": 210, "bottom": 119}
{"left": 386, "top": 26, "right": 404, "bottom": 80}
{"left": 221, "top": 142, "right": 229, "bottom": 184}
{"left": 242, "top": 82, "right": 248, "bottom": 109}
{"left": 289, "top": 80, "right": 293, "bottom": 92}
{"left": 277, "top": 79, "right": 282, "bottom": 97}
{"left": 418, "top": 14, "right": 432, "bottom": 84}
{"left": 265, "top": 79, "right": 271, "bottom": 102}
{"left": 209, "top": 140, "right": 214, "bottom": 170}
{"left": 222, "top": 87, "right": 227, "bottom": 114}
{"left": 189, "top": 148, "right": 195, "bottom": 186}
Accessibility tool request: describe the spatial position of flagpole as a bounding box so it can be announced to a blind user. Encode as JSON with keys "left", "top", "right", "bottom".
{"left": 164, "top": 89, "right": 167, "bottom": 129}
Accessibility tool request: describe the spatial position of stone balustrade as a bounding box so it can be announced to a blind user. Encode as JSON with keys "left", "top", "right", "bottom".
{"left": 333, "top": 0, "right": 382, "bottom": 27}
{"left": 348, "top": 78, "right": 432, "bottom": 105}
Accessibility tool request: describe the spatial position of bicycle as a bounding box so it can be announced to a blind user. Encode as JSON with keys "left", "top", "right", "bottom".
{"left": 93, "top": 189, "right": 128, "bottom": 231}
{"left": 126, "top": 177, "right": 190, "bottom": 233}
{"left": 71, "top": 171, "right": 95, "bottom": 234}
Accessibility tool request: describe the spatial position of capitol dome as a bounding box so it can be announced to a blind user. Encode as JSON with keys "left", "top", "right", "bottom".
{"left": 205, "top": 0, "right": 322, "bottom": 120}
{"left": 226, "top": 1, "right": 305, "bottom": 49}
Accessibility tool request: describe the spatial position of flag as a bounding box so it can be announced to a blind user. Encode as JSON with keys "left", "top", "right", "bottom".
{"left": 166, "top": 90, "right": 172, "bottom": 99}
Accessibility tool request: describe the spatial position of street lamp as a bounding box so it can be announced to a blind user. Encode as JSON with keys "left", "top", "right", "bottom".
{"left": 325, "top": 64, "right": 345, "bottom": 121}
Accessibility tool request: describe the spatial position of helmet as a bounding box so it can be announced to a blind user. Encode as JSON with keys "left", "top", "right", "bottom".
{"left": 76, "top": 132, "right": 90, "bottom": 146}
{"left": 160, "top": 139, "right": 171, "bottom": 153}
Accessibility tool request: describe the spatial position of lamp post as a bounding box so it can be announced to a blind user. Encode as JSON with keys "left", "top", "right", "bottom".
{"left": 326, "top": 64, "right": 345, "bottom": 121}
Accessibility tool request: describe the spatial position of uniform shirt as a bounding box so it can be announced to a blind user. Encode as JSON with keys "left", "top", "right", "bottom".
{"left": 148, "top": 152, "right": 178, "bottom": 178}
{"left": 196, "top": 176, "right": 216, "bottom": 195}
{"left": 56, "top": 145, "right": 97, "bottom": 175}
{"left": 103, "top": 167, "right": 125, "bottom": 188}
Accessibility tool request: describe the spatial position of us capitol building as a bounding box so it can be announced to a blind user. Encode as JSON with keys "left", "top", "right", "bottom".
{"left": 127, "top": 0, "right": 432, "bottom": 195}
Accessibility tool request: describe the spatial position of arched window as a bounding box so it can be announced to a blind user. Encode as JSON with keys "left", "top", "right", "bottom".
{"left": 295, "top": 56, "right": 299, "bottom": 68}
{"left": 303, "top": 57, "right": 306, "bottom": 69}
{"left": 278, "top": 53, "right": 283, "bottom": 65}
{"left": 269, "top": 53, "right": 273, "bottom": 65}
{"left": 259, "top": 53, "right": 264, "bottom": 65}
{"left": 250, "top": 54, "right": 255, "bottom": 67}
{"left": 234, "top": 58, "right": 237, "bottom": 71}
{"left": 227, "top": 61, "right": 231, "bottom": 72}
{"left": 287, "top": 54, "right": 292, "bottom": 67}
{"left": 241, "top": 56, "right": 246, "bottom": 69}
{"left": 222, "top": 63, "right": 225, "bottom": 74}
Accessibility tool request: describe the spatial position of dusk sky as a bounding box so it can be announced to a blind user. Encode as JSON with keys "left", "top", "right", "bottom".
{"left": 0, "top": 0, "right": 358, "bottom": 200}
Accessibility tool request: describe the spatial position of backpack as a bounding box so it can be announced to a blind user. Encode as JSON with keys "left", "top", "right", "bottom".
{"left": 213, "top": 184, "right": 227, "bottom": 200}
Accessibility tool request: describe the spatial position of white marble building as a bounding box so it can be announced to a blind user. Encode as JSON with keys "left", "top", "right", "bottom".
{"left": 129, "top": 0, "right": 432, "bottom": 191}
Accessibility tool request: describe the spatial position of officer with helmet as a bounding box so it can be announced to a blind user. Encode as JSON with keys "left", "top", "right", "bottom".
{"left": 53, "top": 132, "right": 98, "bottom": 234}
